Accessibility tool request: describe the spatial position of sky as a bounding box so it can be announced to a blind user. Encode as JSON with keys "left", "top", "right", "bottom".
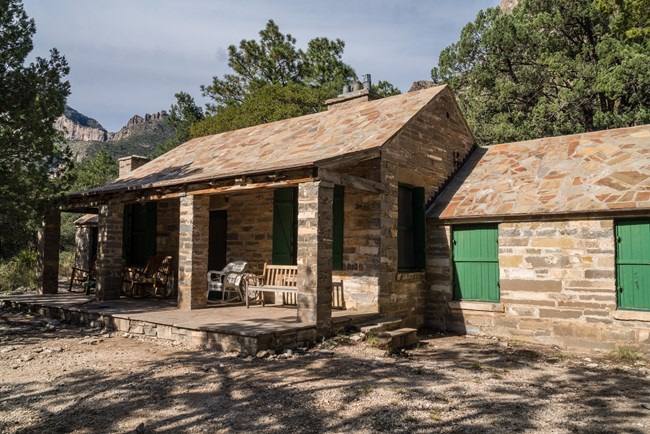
{"left": 23, "top": 0, "right": 499, "bottom": 132}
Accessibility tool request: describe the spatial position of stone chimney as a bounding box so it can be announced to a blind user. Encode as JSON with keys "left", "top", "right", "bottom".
{"left": 118, "top": 155, "right": 150, "bottom": 178}
{"left": 325, "top": 74, "right": 382, "bottom": 110}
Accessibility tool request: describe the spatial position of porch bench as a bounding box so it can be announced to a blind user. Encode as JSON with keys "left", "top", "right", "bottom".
{"left": 245, "top": 264, "right": 297, "bottom": 308}
{"left": 244, "top": 264, "right": 345, "bottom": 309}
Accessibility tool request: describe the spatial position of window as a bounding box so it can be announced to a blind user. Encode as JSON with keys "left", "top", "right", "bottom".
{"left": 123, "top": 202, "right": 157, "bottom": 266}
{"left": 452, "top": 224, "right": 499, "bottom": 302}
{"left": 615, "top": 219, "right": 650, "bottom": 311}
{"left": 398, "top": 185, "right": 425, "bottom": 271}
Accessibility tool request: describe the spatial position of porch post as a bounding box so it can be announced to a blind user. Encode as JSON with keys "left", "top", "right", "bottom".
{"left": 96, "top": 203, "right": 123, "bottom": 300}
{"left": 177, "top": 195, "right": 209, "bottom": 310}
{"left": 36, "top": 210, "right": 60, "bottom": 294}
{"left": 297, "top": 180, "right": 333, "bottom": 335}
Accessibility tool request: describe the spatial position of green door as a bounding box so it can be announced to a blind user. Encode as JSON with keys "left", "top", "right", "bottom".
{"left": 272, "top": 188, "right": 297, "bottom": 265}
{"left": 616, "top": 219, "right": 650, "bottom": 311}
{"left": 452, "top": 224, "right": 499, "bottom": 302}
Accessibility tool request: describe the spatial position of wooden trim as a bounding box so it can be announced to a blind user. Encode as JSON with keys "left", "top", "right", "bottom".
{"left": 317, "top": 167, "right": 384, "bottom": 194}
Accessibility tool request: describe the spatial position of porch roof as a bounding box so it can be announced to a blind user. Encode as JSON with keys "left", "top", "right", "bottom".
{"left": 428, "top": 125, "right": 650, "bottom": 220}
{"left": 73, "top": 85, "right": 447, "bottom": 198}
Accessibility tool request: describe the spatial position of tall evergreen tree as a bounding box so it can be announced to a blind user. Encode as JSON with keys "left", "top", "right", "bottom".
{"left": 431, "top": 0, "right": 650, "bottom": 146}
{"left": 0, "top": 0, "right": 71, "bottom": 258}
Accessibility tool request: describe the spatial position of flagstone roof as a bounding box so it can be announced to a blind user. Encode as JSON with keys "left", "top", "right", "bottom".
{"left": 429, "top": 125, "right": 650, "bottom": 220}
{"left": 79, "top": 85, "right": 448, "bottom": 196}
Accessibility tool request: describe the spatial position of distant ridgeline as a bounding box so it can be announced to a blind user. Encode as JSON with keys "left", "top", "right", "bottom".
{"left": 55, "top": 105, "right": 175, "bottom": 161}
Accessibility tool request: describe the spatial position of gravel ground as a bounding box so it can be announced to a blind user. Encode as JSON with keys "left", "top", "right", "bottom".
{"left": 1, "top": 305, "right": 649, "bottom": 434}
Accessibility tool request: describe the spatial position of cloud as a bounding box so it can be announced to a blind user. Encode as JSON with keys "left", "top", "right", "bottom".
{"left": 23, "top": 0, "right": 498, "bottom": 131}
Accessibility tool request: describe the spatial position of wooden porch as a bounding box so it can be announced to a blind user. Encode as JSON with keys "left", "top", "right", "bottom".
{"left": 0, "top": 287, "right": 379, "bottom": 354}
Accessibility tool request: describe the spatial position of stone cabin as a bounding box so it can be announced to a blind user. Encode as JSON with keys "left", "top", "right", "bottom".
{"left": 427, "top": 125, "right": 650, "bottom": 351}
{"left": 72, "top": 213, "right": 98, "bottom": 271}
{"left": 38, "top": 85, "right": 474, "bottom": 335}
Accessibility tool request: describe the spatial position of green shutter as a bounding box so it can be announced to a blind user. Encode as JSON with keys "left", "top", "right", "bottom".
{"left": 413, "top": 187, "right": 425, "bottom": 270}
{"left": 273, "top": 188, "right": 297, "bottom": 265}
{"left": 452, "top": 224, "right": 499, "bottom": 302}
{"left": 616, "top": 219, "right": 650, "bottom": 311}
{"left": 332, "top": 185, "right": 344, "bottom": 270}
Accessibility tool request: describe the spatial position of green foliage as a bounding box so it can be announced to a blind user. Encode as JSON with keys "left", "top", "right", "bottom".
{"left": 67, "top": 150, "right": 118, "bottom": 193}
{"left": 0, "top": 0, "right": 71, "bottom": 259}
{"left": 609, "top": 346, "right": 644, "bottom": 361}
{"left": 193, "top": 19, "right": 399, "bottom": 138}
{"left": 191, "top": 83, "right": 332, "bottom": 137}
{"left": 596, "top": 0, "right": 650, "bottom": 40}
{"left": 0, "top": 249, "right": 37, "bottom": 292}
{"left": 166, "top": 92, "right": 204, "bottom": 143}
{"left": 431, "top": 0, "right": 650, "bottom": 146}
{"left": 201, "top": 20, "right": 356, "bottom": 113}
{"left": 372, "top": 80, "right": 402, "bottom": 97}
{"left": 151, "top": 92, "right": 204, "bottom": 157}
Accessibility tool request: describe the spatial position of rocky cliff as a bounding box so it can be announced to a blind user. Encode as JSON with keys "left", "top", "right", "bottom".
{"left": 55, "top": 106, "right": 107, "bottom": 142}
{"left": 499, "top": 0, "right": 518, "bottom": 13}
{"left": 57, "top": 106, "right": 175, "bottom": 161}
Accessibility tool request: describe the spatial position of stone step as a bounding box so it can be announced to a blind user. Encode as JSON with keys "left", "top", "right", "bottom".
{"left": 377, "top": 328, "right": 418, "bottom": 351}
{"left": 358, "top": 317, "right": 403, "bottom": 335}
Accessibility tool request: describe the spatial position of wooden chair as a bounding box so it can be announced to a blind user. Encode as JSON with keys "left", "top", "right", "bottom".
{"left": 124, "top": 255, "right": 174, "bottom": 298}
{"left": 207, "top": 261, "right": 249, "bottom": 303}
{"left": 69, "top": 257, "right": 97, "bottom": 293}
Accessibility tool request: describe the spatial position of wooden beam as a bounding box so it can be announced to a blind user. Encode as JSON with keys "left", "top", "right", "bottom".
{"left": 317, "top": 167, "right": 384, "bottom": 194}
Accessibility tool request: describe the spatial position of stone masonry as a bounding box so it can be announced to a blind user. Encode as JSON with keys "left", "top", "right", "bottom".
{"left": 156, "top": 198, "right": 180, "bottom": 292}
{"left": 36, "top": 211, "right": 61, "bottom": 294}
{"left": 177, "top": 195, "right": 209, "bottom": 310}
{"left": 380, "top": 87, "right": 475, "bottom": 326}
{"left": 96, "top": 204, "right": 123, "bottom": 300}
{"left": 297, "top": 181, "right": 333, "bottom": 335}
{"left": 426, "top": 219, "right": 650, "bottom": 352}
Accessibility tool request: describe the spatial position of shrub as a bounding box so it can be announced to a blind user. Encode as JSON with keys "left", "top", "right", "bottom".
{"left": 0, "top": 249, "right": 38, "bottom": 292}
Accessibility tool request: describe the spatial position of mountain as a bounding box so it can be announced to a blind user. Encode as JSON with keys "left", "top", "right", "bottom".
{"left": 56, "top": 106, "right": 175, "bottom": 161}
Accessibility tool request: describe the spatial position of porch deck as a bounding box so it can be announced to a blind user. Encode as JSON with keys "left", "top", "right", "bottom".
{"left": 0, "top": 285, "right": 379, "bottom": 354}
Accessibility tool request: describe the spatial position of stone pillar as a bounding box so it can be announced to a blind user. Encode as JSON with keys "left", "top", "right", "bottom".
{"left": 36, "top": 211, "right": 61, "bottom": 294}
{"left": 96, "top": 203, "right": 124, "bottom": 300}
{"left": 297, "top": 181, "right": 333, "bottom": 335}
{"left": 177, "top": 195, "right": 209, "bottom": 310}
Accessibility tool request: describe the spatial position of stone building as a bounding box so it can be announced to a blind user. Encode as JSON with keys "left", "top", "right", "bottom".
{"left": 72, "top": 214, "right": 98, "bottom": 271}
{"left": 38, "top": 85, "right": 475, "bottom": 333}
{"left": 428, "top": 125, "right": 650, "bottom": 351}
{"left": 37, "top": 82, "right": 650, "bottom": 352}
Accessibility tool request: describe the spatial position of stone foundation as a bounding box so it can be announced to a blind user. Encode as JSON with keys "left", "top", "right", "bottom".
{"left": 427, "top": 219, "right": 650, "bottom": 352}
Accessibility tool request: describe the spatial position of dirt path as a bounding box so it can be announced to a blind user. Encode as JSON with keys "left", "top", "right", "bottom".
{"left": 1, "top": 306, "right": 649, "bottom": 433}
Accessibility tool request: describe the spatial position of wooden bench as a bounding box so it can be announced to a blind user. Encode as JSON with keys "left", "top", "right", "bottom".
{"left": 244, "top": 264, "right": 345, "bottom": 309}
{"left": 245, "top": 264, "right": 297, "bottom": 307}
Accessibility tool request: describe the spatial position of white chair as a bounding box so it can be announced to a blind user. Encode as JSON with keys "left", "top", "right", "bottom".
{"left": 207, "top": 261, "right": 249, "bottom": 303}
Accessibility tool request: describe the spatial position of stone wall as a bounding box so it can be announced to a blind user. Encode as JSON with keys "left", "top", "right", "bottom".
{"left": 36, "top": 212, "right": 61, "bottom": 294}
{"left": 426, "top": 219, "right": 650, "bottom": 352}
{"left": 212, "top": 189, "right": 274, "bottom": 274}
{"left": 73, "top": 225, "right": 94, "bottom": 270}
{"left": 380, "top": 87, "right": 475, "bottom": 325}
{"left": 331, "top": 159, "right": 382, "bottom": 311}
{"left": 157, "top": 198, "right": 180, "bottom": 292}
{"left": 206, "top": 183, "right": 382, "bottom": 311}
{"left": 96, "top": 204, "right": 123, "bottom": 300}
